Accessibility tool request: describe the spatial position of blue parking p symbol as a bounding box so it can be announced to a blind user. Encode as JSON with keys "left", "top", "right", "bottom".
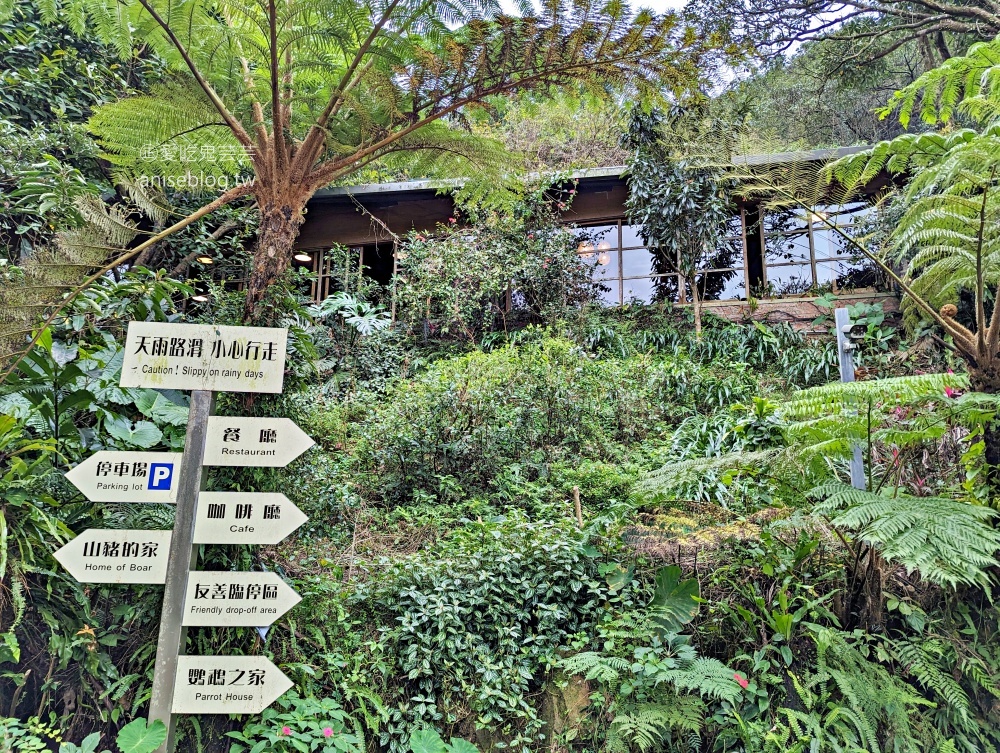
{"left": 148, "top": 463, "right": 174, "bottom": 491}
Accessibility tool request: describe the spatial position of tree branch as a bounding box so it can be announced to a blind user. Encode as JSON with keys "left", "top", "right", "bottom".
{"left": 0, "top": 183, "right": 253, "bottom": 382}
{"left": 136, "top": 0, "right": 254, "bottom": 148}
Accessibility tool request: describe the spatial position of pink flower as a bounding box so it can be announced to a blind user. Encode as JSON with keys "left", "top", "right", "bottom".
{"left": 734, "top": 673, "right": 749, "bottom": 689}
{"left": 448, "top": 217, "right": 457, "bottom": 223}
{"left": 280, "top": 726, "right": 291, "bottom": 735}
{"left": 323, "top": 728, "right": 334, "bottom": 738}
{"left": 945, "top": 386, "right": 957, "bottom": 398}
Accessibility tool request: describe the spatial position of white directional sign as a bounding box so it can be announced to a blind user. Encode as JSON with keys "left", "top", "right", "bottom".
{"left": 172, "top": 655, "right": 293, "bottom": 714}
{"left": 54, "top": 529, "right": 172, "bottom": 584}
{"left": 66, "top": 452, "right": 183, "bottom": 503}
{"left": 120, "top": 322, "right": 287, "bottom": 393}
{"left": 204, "top": 417, "right": 314, "bottom": 467}
{"left": 193, "top": 492, "right": 307, "bottom": 545}
{"left": 182, "top": 572, "right": 301, "bottom": 626}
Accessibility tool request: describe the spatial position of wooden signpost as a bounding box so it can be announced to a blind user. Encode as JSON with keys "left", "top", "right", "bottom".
{"left": 181, "top": 572, "right": 301, "bottom": 626}
{"left": 57, "top": 321, "right": 314, "bottom": 753}
{"left": 203, "top": 417, "right": 314, "bottom": 467}
{"left": 171, "top": 656, "right": 292, "bottom": 715}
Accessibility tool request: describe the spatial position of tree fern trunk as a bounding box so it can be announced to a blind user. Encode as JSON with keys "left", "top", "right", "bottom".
{"left": 243, "top": 198, "right": 307, "bottom": 322}
{"left": 969, "top": 362, "right": 1000, "bottom": 490}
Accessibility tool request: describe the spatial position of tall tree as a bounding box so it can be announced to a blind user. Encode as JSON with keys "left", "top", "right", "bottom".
{"left": 18, "top": 0, "right": 707, "bottom": 327}
{"left": 687, "top": 0, "right": 983, "bottom": 67}
{"left": 623, "top": 106, "right": 735, "bottom": 335}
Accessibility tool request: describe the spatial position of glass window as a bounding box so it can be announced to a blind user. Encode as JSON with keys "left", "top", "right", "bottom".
{"left": 765, "top": 232, "right": 811, "bottom": 264}
{"left": 581, "top": 224, "right": 618, "bottom": 248}
{"left": 709, "top": 238, "right": 744, "bottom": 270}
{"left": 766, "top": 263, "right": 813, "bottom": 296}
{"left": 652, "top": 275, "right": 681, "bottom": 303}
{"left": 583, "top": 249, "right": 619, "bottom": 282}
{"left": 763, "top": 209, "right": 808, "bottom": 236}
{"left": 702, "top": 269, "right": 744, "bottom": 301}
{"left": 623, "top": 276, "right": 657, "bottom": 304}
{"left": 722, "top": 214, "right": 743, "bottom": 239}
{"left": 596, "top": 280, "right": 621, "bottom": 306}
{"left": 621, "top": 224, "right": 645, "bottom": 249}
{"left": 622, "top": 247, "right": 657, "bottom": 278}
{"left": 817, "top": 258, "right": 881, "bottom": 291}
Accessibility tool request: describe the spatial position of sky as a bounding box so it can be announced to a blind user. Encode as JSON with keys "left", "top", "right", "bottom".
{"left": 497, "top": 0, "right": 687, "bottom": 14}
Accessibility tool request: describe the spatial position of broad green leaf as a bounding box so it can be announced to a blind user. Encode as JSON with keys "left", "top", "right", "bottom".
{"left": 605, "top": 564, "right": 634, "bottom": 592}
{"left": 106, "top": 417, "right": 163, "bottom": 448}
{"left": 116, "top": 719, "right": 167, "bottom": 753}
{"left": 447, "top": 738, "right": 480, "bottom": 753}
{"left": 409, "top": 728, "right": 447, "bottom": 753}
{"left": 649, "top": 564, "right": 699, "bottom": 633}
{"left": 51, "top": 340, "right": 79, "bottom": 366}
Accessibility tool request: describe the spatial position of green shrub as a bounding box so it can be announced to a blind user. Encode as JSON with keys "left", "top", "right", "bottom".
{"left": 354, "top": 337, "right": 670, "bottom": 506}
{"left": 354, "top": 512, "right": 633, "bottom": 751}
{"left": 228, "top": 692, "right": 365, "bottom": 753}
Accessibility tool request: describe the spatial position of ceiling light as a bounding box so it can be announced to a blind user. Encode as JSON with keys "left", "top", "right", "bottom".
{"left": 597, "top": 240, "right": 612, "bottom": 251}
{"left": 196, "top": 255, "right": 214, "bottom": 264}
{"left": 294, "top": 253, "right": 312, "bottom": 262}
{"left": 597, "top": 252, "right": 611, "bottom": 266}
{"left": 577, "top": 241, "right": 595, "bottom": 258}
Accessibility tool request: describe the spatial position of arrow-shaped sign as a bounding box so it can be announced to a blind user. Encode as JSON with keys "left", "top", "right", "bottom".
{"left": 193, "top": 492, "right": 307, "bottom": 545}
{"left": 182, "top": 572, "right": 301, "bottom": 626}
{"left": 66, "top": 452, "right": 183, "bottom": 503}
{"left": 53, "top": 529, "right": 172, "bottom": 584}
{"left": 203, "top": 417, "right": 314, "bottom": 467}
{"left": 171, "top": 655, "right": 293, "bottom": 714}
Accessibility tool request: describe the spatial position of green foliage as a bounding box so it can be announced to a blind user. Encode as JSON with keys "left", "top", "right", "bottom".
{"left": 228, "top": 692, "right": 365, "bottom": 753}
{"left": 0, "top": 413, "right": 72, "bottom": 677}
{"left": 1, "top": 271, "right": 194, "bottom": 460}
{"left": 110, "top": 719, "right": 166, "bottom": 753}
{"left": 649, "top": 565, "right": 700, "bottom": 635}
{"left": 0, "top": 715, "right": 166, "bottom": 752}
{"left": 623, "top": 106, "right": 736, "bottom": 330}
{"left": 355, "top": 513, "right": 625, "bottom": 750}
{"left": 355, "top": 337, "right": 669, "bottom": 506}
{"left": 468, "top": 89, "right": 628, "bottom": 172}
{"left": 394, "top": 186, "right": 598, "bottom": 340}
{"left": 407, "top": 728, "right": 479, "bottom": 753}
{"left": 560, "top": 579, "right": 741, "bottom": 752}
{"left": 809, "top": 482, "right": 1000, "bottom": 588}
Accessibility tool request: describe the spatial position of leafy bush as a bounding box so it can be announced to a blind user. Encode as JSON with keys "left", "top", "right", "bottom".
{"left": 355, "top": 337, "right": 670, "bottom": 506}
{"left": 394, "top": 186, "right": 598, "bottom": 340}
{"left": 354, "top": 513, "right": 632, "bottom": 750}
{"left": 228, "top": 692, "right": 365, "bottom": 753}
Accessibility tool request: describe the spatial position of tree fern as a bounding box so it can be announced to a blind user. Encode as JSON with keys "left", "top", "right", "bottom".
{"left": 780, "top": 373, "right": 967, "bottom": 421}
{"left": 0, "top": 0, "right": 711, "bottom": 343}
{"left": 809, "top": 483, "right": 1000, "bottom": 588}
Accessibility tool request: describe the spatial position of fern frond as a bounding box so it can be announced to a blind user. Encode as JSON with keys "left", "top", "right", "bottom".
{"left": 809, "top": 483, "right": 1000, "bottom": 588}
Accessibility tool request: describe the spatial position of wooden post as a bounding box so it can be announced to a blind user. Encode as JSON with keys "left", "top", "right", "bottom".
{"left": 835, "top": 307, "right": 866, "bottom": 490}
{"left": 573, "top": 486, "right": 583, "bottom": 528}
{"left": 148, "top": 389, "right": 215, "bottom": 753}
